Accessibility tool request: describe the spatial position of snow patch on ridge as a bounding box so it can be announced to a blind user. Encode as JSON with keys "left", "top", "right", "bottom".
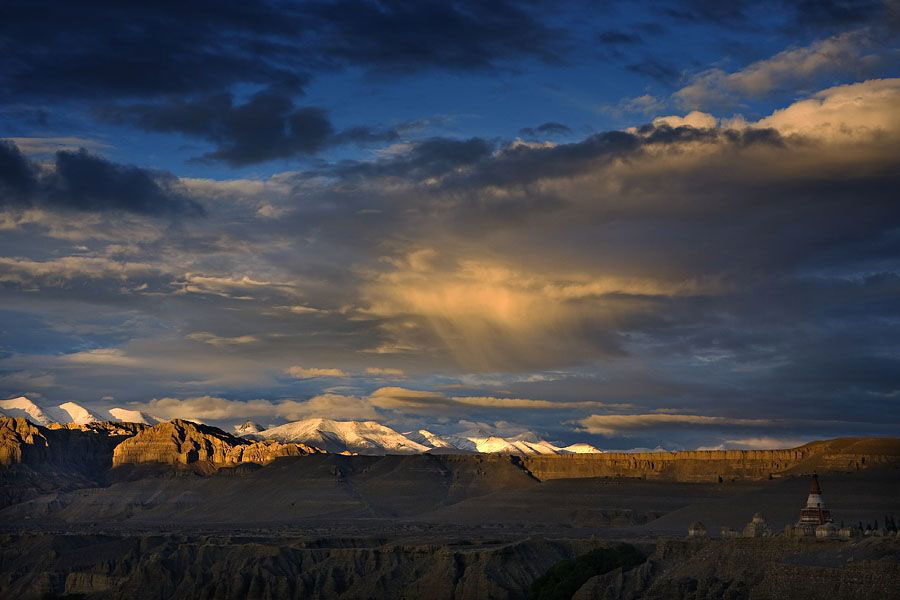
{"left": 59, "top": 402, "right": 101, "bottom": 424}
{"left": 259, "top": 418, "right": 429, "bottom": 455}
{"left": 0, "top": 396, "right": 55, "bottom": 426}
{"left": 234, "top": 420, "right": 264, "bottom": 436}
{"left": 256, "top": 417, "right": 602, "bottom": 456}
{"left": 108, "top": 408, "right": 162, "bottom": 425}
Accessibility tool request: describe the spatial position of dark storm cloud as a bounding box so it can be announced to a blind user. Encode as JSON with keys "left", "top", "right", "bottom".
{"left": 781, "top": 0, "right": 887, "bottom": 31}
{"left": 101, "top": 91, "right": 431, "bottom": 165}
{"left": 304, "top": 0, "right": 566, "bottom": 72}
{"left": 0, "top": 141, "right": 202, "bottom": 216}
{"left": 518, "top": 122, "right": 573, "bottom": 138}
{"left": 0, "top": 141, "right": 38, "bottom": 203}
{"left": 46, "top": 150, "right": 203, "bottom": 215}
{"left": 0, "top": 1, "right": 309, "bottom": 100}
{"left": 1, "top": 0, "right": 566, "bottom": 103}
{"left": 660, "top": 0, "right": 888, "bottom": 31}
{"left": 380, "top": 124, "right": 780, "bottom": 192}
{"left": 102, "top": 91, "right": 334, "bottom": 167}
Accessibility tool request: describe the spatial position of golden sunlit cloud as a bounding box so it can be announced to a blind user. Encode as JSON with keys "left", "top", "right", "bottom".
{"left": 577, "top": 413, "right": 773, "bottom": 436}
{"left": 285, "top": 366, "right": 348, "bottom": 378}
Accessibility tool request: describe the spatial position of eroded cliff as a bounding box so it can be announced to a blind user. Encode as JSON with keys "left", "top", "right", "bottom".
{"left": 519, "top": 438, "right": 900, "bottom": 482}
{"left": 110, "top": 419, "right": 324, "bottom": 470}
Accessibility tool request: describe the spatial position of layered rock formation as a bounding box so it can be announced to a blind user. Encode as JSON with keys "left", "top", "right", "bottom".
{"left": 110, "top": 419, "right": 324, "bottom": 470}
{"left": 0, "top": 417, "right": 145, "bottom": 508}
{"left": 519, "top": 438, "right": 900, "bottom": 482}
{"left": 1, "top": 417, "right": 145, "bottom": 469}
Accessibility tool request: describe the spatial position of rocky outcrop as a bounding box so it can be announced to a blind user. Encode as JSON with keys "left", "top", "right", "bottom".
{"left": 0, "top": 418, "right": 49, "bottom": 467}
{"left": 0, "top": 417, "right": 145, "bottom": 508}
{"left": 111, "top": 419, "right": 323, "bottom": 470}
{"left": 519, "top": 438, "right": 900, "bottom": 482}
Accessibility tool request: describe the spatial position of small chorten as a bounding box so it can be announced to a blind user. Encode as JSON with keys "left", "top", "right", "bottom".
{"left": 797, "top": 474, "right": 832, "bottom": 527}
{"left": 688, "top": 521, "right": 708, "bottom": 538}
{"left": 743, "top": 512, "right": 772, "bottom": 537}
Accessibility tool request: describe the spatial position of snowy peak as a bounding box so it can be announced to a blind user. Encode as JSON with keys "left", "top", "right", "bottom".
{"left": 108, "top": 408, "right": 162, "bottom": 425}
{"left": 58, "top": 402, "right": 101, "bottom": 425}
{"left": 463, "top": 436, "right": 601, "bottom": 455}
{"left": 0, "top": 396, "right": 55, "bottom": 426}
{"left": 256, "top": 417, "right": 600, "bottom": 456}
{"left": 234, "top": 420, "right": 263, "bottom": 436}
{"left": 404, "top": 429, "right": 455, "bottom": 449}
{"left": 259, "top": 418, "right": 429, "bottom": 455}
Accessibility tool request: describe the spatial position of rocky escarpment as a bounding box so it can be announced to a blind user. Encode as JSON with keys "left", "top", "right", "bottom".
{"left": 0, "top": 417, "right": 145, "bottom": 508}
{"left": 111, "top": 419, "right": 324, "bottom": 470}
{"left": 519, "top": 438, "right": 900, "bottom": 482}
{"left": 0, "top": 418, "right": 144, "bottom": 469}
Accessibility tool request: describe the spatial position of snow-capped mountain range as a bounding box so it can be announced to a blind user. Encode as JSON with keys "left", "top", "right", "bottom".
{"left": 0, "top": 396, "right": 162, "bottom": 427}
{"left": 242, "top": 418, "right": 602, "bottom": 456}
{"left": 2, "top": 396, "right": 602, "bottom": 456}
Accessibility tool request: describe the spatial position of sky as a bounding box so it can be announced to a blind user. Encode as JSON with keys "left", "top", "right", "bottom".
{"left": 1, "top": 0, "right": 899, "bottom": 450}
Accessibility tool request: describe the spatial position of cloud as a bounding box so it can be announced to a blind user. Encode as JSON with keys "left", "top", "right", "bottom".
{"left": 652, "top": 111, "right": 718, "bottom": 129}
{"left": 63, "top": 348, "right": 140, "bottom": 367}
{"left": 0, "top": 142, "right": 203, "bottom": 216}
{"left": 0, "top": 140, "right": 39, "bottom": 205}
{"left": 755, "top": 77, "right": 900, "bottom": 140}
{"left": 286, "top": 366, "right": 348, "bottom": 379}
{"left": 136, "top": 395, "right": 278, "bottom": 422}
{"left": 288, "top": 305, "right": 325, "bottom": 315}
{"left": 2, "top": 1, "right": 565, "bottom": 103}
{"left": 368, "top": 386, "right": 631, "bottom": 413}
{"left": 576, "top": 413, "right": 773, "bottom": 436}
{"left": 361, "top": 251, "right": 725, "bottom": 370}
{"left": 337, "top": 137, "right": 494, "bottom": 180}
{"left": 130, "top": 393, "right": 378, "bottom": 422}
{"left": 0, "top": 256, "right": 160, "bottom": 287}
{"left": 3, "top": 78, "right": 900, "bottom": 446}
{"left": 185, "top": 332, "right": 260, "bottom": 346}
{"left": 102, "top": 91, "right": 334, "bottom": 166}
{"left": 365, "top": 367, "right": 406, "bottom": 377}
{"left": 600, "top": 94, "right": 666, "bottom": 117}
{"left": 675, "top": 28, "right": 883, "bottom": 108}
{"left": 722, "top": 436, "right": 813, "bottom": 450}
{"left": 102, "top": 91, "right": 434, "bottom": 165}
{"left": 173, "top": 273, "right": 302, "bottom": 300}
{"left": 6, "top": 137, "right": 110, "bottom": 156}
{"left": 518, "top": 122, "right": 572, "bottom": 138}
{"left": 274, "top": 393, "right": 379, "bottom": 421}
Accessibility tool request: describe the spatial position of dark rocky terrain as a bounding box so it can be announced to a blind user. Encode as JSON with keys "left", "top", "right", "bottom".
{"left": 1, "top": 416, "right": 898, "bottom": 599}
